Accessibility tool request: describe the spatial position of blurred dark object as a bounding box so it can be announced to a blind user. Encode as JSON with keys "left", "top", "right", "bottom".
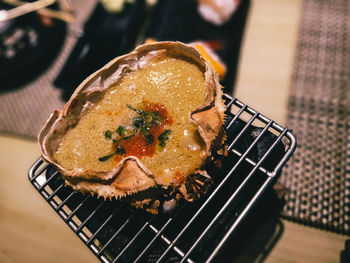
{"left": 214, "top": 187, "right": 285, "bottom": 263}
{"left": 341, "top": 239, "right": 350, "bottom": 263}
{"left": 0, "top": 1, "right": 66, "bottom": 90}
{"left": 53, "top": 0, "right": 146, "bottom": 101}
{"left": 144, "top": 0, "right": 250, "bottom": 94}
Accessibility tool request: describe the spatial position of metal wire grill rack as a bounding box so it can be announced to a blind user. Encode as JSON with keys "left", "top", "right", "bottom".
{"left": 28, "top": 94, "right": 296, "bottom": 263}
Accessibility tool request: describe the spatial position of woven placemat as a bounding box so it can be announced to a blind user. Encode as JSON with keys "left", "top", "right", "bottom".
{"left": 279, "top": 0, "right": 350, "bottom": 234}
{"left": 0, "top": 0, "right": 97, "bottom": 139}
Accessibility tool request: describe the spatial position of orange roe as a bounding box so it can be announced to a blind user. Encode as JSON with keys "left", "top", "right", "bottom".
{"left": 144, "top": 102, "right": 173, "bottom": 125}
{"left": 114, "top": 102, "right": 172, "bottom": 162}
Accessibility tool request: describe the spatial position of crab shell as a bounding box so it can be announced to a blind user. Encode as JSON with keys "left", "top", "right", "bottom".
{"left": 39, "top": 41, "right": 226, "bottom": 211}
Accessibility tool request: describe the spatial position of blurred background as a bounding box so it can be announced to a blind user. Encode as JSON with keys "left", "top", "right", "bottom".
{"left": 1, "top": 0, "right": 349, "bottom": 262}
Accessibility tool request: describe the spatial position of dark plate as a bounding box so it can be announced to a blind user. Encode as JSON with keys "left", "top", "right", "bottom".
{"left": 144, "top": 0, "right": 250, "bottom": 94}
{"left": 0, "top": 2, "right": 66, "bottom": 89}
{"left": 53, "top": 0, "right": 146, "bottom": 101}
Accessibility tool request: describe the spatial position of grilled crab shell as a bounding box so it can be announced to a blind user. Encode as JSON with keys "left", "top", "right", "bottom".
{"left": 39, "top": 41, "right": 226, "bottom": 206}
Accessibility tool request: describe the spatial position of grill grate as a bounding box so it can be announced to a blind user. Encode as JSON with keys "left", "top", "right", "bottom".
{"left": 28, "top": 94, "right": 296, "bottom": 263}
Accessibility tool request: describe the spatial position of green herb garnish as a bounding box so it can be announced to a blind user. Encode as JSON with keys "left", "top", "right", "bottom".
{"left": 127, "top": 104, "right": 144, "bottom": 115}
{"left": 146, "top": 134, "right": 154, "bottom": 145}
{"left": 98, "top": 152, "right": 116, "bottom": 162}
{"left": 151, "top": 112, "right": 162, "bottom": 126}
{"left": 123, "top": 134, "right": 135, "bottom": 140}
{"left": 128, "top": 105, "right": 161, "bottom": 129}
{"left": 116, "top": 126, "right": 124, "bottom": 136}
{"left": 116, "top": 147, "right": 126, "bottom": 155}
{"left": 99, "top": 105, "right": 169, "bottom": 162}
{"left": 158, "top": 129, "right": 171, "bottom": 148}
{"left": 128, "top": 105, "right": 162, "bottom": 143}
{"left": 144, "top": 112, "right": 153, "bottom": 124}
{"left": 98, "top": 146, "right": 126, "bottom": 162}
{"left": 104, "top": 130, "right": 112, "bottom": 139}
{"left": 140, "top": 126, "right": 150, "bottom": 135}
{"left": 132, "top": 116, "right": 144, "bottom": 129}
{"left": 116, "top": 126, "right": 134, "bottom": 140}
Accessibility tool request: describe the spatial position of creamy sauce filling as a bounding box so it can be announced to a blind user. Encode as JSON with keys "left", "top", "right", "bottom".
{"left": 54, "top": 56, "right": 207, "bottom": 185}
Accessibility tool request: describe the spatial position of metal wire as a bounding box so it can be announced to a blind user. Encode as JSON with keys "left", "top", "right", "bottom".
{"left": 37, "top": 170, "right": 59, "bottom": 191}
{"left": 112, "top": 219, "right": 152, "bottom": 262}
{"left": 76, "top": 200, "right": 105, "bottom": 233}
{"left": 155, "top": 118, "right": 274, "bottom": 263}
{"left": 28, "top": 158, "right": 47, "bottom": 182}
{"left": 28, "top": 94, "right": 296, "bottom": 263}
{"left": 65, "top": 195, "right": 91, "bottom": 221}
{"left": 180, "top": 128, "right": 289, "bottom": 262}
{"left": 86, "top": 204, "right": 122, "bottom": 246}
{"left": 133, "top": 219, "right": 173, "bottom": 263}
{"left": 97, "top": 214, "right": 135, "bottom": 256}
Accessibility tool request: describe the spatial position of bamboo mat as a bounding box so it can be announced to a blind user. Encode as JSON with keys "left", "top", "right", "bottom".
{"left": 279, "top": 0, "right": 350, "bottom": 235}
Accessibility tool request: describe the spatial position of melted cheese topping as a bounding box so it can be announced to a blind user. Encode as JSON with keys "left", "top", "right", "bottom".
{"left": 54, "top": 56, "right": 207, "bottom": 185}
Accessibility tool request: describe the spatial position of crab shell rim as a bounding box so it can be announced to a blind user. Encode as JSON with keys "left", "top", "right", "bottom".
{"left": 38, "top": 41, "right": 226, "bottom": 201}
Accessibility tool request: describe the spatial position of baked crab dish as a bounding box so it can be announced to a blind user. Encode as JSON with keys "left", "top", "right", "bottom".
{"left": 39, "top": 41, "right": 226, "bottom": 213}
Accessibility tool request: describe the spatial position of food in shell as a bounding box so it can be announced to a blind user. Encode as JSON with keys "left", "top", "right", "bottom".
{"left": 39, "top": 41, "right": 226, "bottom": 213}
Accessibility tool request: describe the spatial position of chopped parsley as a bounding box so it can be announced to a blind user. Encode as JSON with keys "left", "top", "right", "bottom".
{"left": 116, "top": 126, "right": 124, "bottom": 136}
{"left": 158, "top": 129, "right": 171, "bottom": 148}
{"left": 104, "top": 130, "right": 112, "bottom": 139}
{"left": 146, "top": 134, "right": 154, "bottom": 145}
{"left": 98, "top": 105, "right": 172, "bottom": 162}
{"left": 128, "top": 104, "right": 161, "bottom": 140}
{"left": 127, "top": 104, "right": 143, "bottom": 115}
{"left": 132, "top": 116, "right": 144, "bottom": 129}
{"left": 98, "top": 145, "right": 126, "bottom": 162}
{"left": 98, "top": 152, "right": 116, "bottom": 162}
{"left": 115, "top": 147, "right": 126, "bottom": 155}
{"left": 117, "top": 125, "right": 134, "bottom": 140}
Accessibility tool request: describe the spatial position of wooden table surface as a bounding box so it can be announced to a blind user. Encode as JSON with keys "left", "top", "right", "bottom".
{"left": 0, "top": 0, "right": 348, "bottom": 262}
